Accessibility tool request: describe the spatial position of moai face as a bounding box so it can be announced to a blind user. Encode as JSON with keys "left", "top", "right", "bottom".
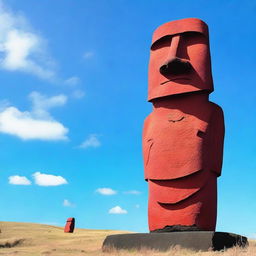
{"left": 148, "top": 18, "right": 213, "bottom": 101}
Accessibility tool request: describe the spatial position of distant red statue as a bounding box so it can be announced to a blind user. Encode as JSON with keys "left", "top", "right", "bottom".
{"left": 64, "top": 217, "right": 75, "bottom": 233}
{"left": 143, "top": 18, "right": 225, "bottom": 232}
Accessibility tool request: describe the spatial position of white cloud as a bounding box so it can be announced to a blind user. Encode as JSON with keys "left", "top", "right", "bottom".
{"left": 123, "top": 190, "right": 141, "bottom": 195}
{"left": 83, "top": 51, "right": 94, "bottom": 59}
{"left": 108, "top": 206, "right": 127, "bottom": 214}
{"left": 96, "top": 187, "right": 117, "bottom": 195}
{"left": 64, "top": 76, "right": 80, "bottom": 86}
{"left": 8, "top": 175, "right": 31, "bottom": 185}
{"left": 63, "top": 199, "right": 75, "bottom": 207}
{"left": 79, "top": 134, "right": 101, "bottom": 149}
{"left": 29, "top": 91, "right": 67, "bottom": 119}
{"left": 72, "top": 90, "right": 85, "bottom": 99}
{"left": 33, "top": 171, "right": 68, "bottom": 186}
{"left": 0, "top": 107, "right": 68, "bottom": 140}
{"left": 0, "top": 92, "right": 68, "bottom": 140}
{"left": 0, "top": 2, "right": 56, "bottom": 80}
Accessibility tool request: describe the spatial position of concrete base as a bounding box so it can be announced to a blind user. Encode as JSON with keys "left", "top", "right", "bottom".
{"left": 102, "top": 231, "right": 248, "bottom": 252}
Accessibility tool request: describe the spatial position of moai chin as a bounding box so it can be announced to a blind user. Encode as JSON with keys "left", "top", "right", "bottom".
{"left": 143, "top": 18, "right": 225, "bottom": 232}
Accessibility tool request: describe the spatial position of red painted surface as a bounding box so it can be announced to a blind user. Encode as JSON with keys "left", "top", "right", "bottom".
{"left": 64, "top": 217, "right": 75, "bottom": 233}
{"left": 143, "top": 18, "right": 225, "bottom": 232}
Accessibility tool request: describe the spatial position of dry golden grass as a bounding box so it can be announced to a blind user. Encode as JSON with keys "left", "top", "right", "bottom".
{"left": 0, "top": 221, "right": 255, "bottom": 255}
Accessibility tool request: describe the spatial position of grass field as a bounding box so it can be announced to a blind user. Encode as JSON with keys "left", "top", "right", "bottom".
{"left": 0, "top": 222, "right": 255, "bottom": 255}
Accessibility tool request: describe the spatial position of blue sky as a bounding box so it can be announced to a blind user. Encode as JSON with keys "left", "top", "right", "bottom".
{"left": 0, "top": 0, "right": 255, "bottom": 238}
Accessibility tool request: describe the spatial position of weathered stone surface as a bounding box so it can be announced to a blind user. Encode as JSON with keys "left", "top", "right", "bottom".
{"left": 151, "top": 225, "right": 202, "bottom": 233}
{"left": 102, "top": 232, "right": 248, "bottom": 252}
{"left": 143, "top": 18, "right": 225, "bottom": 232}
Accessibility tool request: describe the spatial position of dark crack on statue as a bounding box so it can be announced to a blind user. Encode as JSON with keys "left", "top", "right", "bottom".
{"left": 168, "top": 116, "right": 185, "bottom": 123}
{"left": 151, "top": 225, "right": 203, "bottom": 233}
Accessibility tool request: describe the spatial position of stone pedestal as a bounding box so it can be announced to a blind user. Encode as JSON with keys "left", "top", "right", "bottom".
{"left": 102, "top": 231, "right": 248, "bottom": 252}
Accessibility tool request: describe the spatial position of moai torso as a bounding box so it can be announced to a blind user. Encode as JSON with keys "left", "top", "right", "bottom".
{"left": 143, "top": 18, "right": 224, "bottom": 232}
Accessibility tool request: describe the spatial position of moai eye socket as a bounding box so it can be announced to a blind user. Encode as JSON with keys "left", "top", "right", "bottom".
{"left": 151, "top": 36, "right": 172, "bottom": 51}
{"left": 182, "top": 32, "right": 207, "bottom": 47}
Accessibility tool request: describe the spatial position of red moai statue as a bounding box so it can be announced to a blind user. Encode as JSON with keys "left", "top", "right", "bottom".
{"left": 64, "top": 217, "right": 75, "bottom": 233}
{"left": 143, "top": 18, "right": 225, "bottom": 232}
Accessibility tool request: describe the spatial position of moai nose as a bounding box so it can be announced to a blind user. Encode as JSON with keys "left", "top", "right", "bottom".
{"left": 159, "top": 57, "right": 192, "bottom": 76}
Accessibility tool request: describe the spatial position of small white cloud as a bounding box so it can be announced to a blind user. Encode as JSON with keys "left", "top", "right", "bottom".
{"left": 63, "top": 199, "right": 75, "bottom": 207}
{"left": 8, "top": 175, "right": 31, "bottom": 185}
{"left": 109, "top": 206, "right": 127, "bottom": 214}
{"left": 79, "top": 134, "right": 101, "bottom": 149}
{"left": 0, "top": 2, "right": 57, "bottom": 80}
{"left": 29, "top": 91, "right": 67, "bottom": 119}
{"left": 123, "top": 190, "right": 141, "bottom": 195}
{"left": 83, "top": 51, "right": 94, "bottom": 59}
{"left": 64, "top": 76, "right": 80, "bottom": 86}
{"left": 0, "top": 92, "right": 68, "bottom": 141}
{"left": 0, "top": 106, "right": 68, "bottom": 140}
{"left": 33, "top": 172, "right": 68, "bottom": 186}
{"left": 72, "top": 90, "right": 85, "bottom": 99}
{"left": 96, "top": 187, "right": 117, "bottom": 195}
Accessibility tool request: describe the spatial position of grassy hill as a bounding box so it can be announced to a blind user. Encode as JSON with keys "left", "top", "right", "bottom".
{"left": 0, "top": 222, "right": 255, "bottom": 255}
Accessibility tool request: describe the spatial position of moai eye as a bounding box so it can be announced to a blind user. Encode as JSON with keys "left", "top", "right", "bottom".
{"left": 182, "top": 32, "right": 206, "bottom": 46}
{"left": 151, "top": 36, "right": 172, "bottom": 51}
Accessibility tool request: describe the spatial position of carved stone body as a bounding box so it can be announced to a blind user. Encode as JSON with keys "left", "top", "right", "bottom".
{"left": 143, "top": 18, "right": 224, "bottom": 232}
{"left": 64, "top": 217, "right": 75, "bottom": 233}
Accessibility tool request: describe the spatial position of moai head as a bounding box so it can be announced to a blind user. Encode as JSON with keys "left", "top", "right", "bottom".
{"left": 148, "top": 18, "right": 213, "bottom": 101}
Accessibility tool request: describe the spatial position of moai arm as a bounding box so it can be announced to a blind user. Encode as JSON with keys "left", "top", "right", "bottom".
{"left": 207, "top": 104, "right": 225, "bottom": 177}
{"left": 142, "top": 115, "right": 152, "bottom": 181}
